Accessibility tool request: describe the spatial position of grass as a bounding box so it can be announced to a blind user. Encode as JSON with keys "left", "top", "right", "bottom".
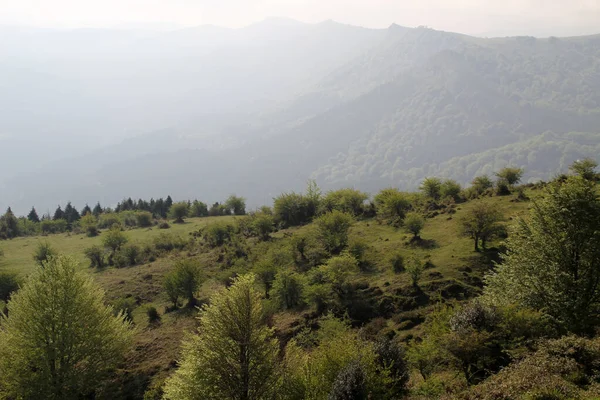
{"left": 0, "top": 215, "right": 235, "bottom": 275}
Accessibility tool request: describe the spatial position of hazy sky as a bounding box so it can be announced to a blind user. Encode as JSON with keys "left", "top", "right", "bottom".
{"left": 1, "top": 0, "right": 599, "bottom": 36}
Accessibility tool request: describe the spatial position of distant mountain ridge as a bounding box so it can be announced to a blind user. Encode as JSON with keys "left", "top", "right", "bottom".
{"left": 1, "top": 21, "right": 599, "bottom": 214}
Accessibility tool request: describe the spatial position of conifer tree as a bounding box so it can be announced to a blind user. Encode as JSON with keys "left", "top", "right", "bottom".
{"left": 53, "top": 206, "right": 65, "bottom": 221}
{"left": 80, "top": 204, "right": 92, "bottom": 216}
{"left": 92, "top": 202, "right": 103, "bottom": 217}
{"left": 27, "top": 207, "right": 40, "bottom": 223}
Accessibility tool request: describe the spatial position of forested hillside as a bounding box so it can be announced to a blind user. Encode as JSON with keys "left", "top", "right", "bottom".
{"left": 1, "top": 22, "right": 600, "bottom": 214}
{"left": 1, "top": 161, "right": 600, "bottom": 399}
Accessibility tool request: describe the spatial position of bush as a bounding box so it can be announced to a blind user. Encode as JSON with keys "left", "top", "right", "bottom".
{"left": 33, "top": 241, "right": 57, "bottom": 266}
{"left": 80, "top": 213, "right": 99, "bottom": 237}
{"left": 224, "top": 195, "right": 246, "bottom": 215}
{"left": 0, "top": 272, "right": 19, "bottom": 302}
{"left": 404, "top": 212, "right": 425, "bottom": 239}
{"left": 152, "top": 233, "right": 187, "bottom": 253}
{"left": 163, "top": 259, "right": 203, "bottom": 307}
{"left": 169, "top": 202, "right": 189, "bottom": 223}
{"left": 273, "top": 182, "right": 320, "bottom": 228}
{"left": 406, "top": 257, "right": 423, "bottom": 287}
{"left": 272, "top": 270, "right": 305, "bottom": 310}
{"left": 328, "top": 360, "right": 368, "bottom": 400}
{"left": 146, "top": 306, "right": 160, "bottom": 323}
{"left": 389, "top": 253, "right": 405, "bottom": 273}
{"left": 420, "top": 177, "right": 442, "bottom": 200}
{"left": 440, "top": 179, "right": 463, "bottom": 202}
{"left": 348, "top": 238, "right": 374, "bottom": 271}
{"left": 291, "top": 231, "right": 329, "bottom": 269}
{"left": 315, "top": 211, "right": 354, "bottom": 254}
{"left": 158, "top": 221, "right": 170, "bottom": 229}
{"left": 135, "top": 211, "right": 154, "bottom": 227}
{"left": 203, "top": 222, "right": 235, "bottom": 247}
{"left": 374, "top": 188, "right": 412, "bottom": 226}
{"left": 97, "top": 213, "right": 122, "bottom": 229}
{"left": 190, "top": 200, "right": 208, "bottom": 217}
{"left": 320, "top": 189, "right": 368, "bottom": 217}
{"left": 40, "top": 219, "right": 68, "bottom": 234}
{"left": 84, "top": 245, "right": 106, "bottom": 268}
{"left": 114, "top": 244, "right": 141, "bottom": 268}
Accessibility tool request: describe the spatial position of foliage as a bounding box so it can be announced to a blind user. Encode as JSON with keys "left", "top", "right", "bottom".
{"left": 570, "top": 158, "right": 598, "bottom": 181}
{"left": 496, "top": 167, "right": 524, "bottom": 186}
{"left": 84, "top": 245, "right": 106, "bottom": 268}
{"left": 420, "top": 177, "right": 442, "bottom": 200}
{"left": 273, "top": 192, "right": 317, "bottom": 228}
{"left": 146, "top": 306, "right": 160, "bottom": 324}
{"left": 190, "top": 200, "right": 208, "bottom": 217}
{"left": 389, "top": 252, "right": 405, "bottom": 273}
{"left": 0, "top": 208, "right": 19, "bottom": 239}
{"left": 347, "top": 237, "right": 374, "bottom": 271}
{"left": 97, "top": 213, "right": 122, "bottom": 229}
{"left": 80, "top": 212, "right": 99, "bottom": 237}
{"left": 471, "top": 175, "right": 494, "bottom": 196}
{"left": 225, "top": 195, "right": 247, "bottom": 215}
{"left": 404, "top": 212, "right": 425, "bottom": 238}
{"left": 40, "top": 218, "right": 68, "bottom": 234}
{"left": 163, "top": 259, "right": 203, "bottom": 307}
{"left": 440, "top": 179, "right": 463, "bottom": 202}
{"left": 0, "top": 272, "right": 19, "bottom": 303}
{"left": 253, "top": 260, "right": 279, "bottom": 298}
{"left": 202, "top": 221, "right": 236, "bottom": 247}
{"left": 272, "top": 269, "right": 306, "bottom": 310}
{"left": 460, "top": 202, "right": 503, "bottom": 251}
{"left": 169, "top": 201, "right": 189, "bottom": 223}
{"left": 135, "top": 211, "right": 154, "bottom": 227}
{"left": 314, "top": 210, "right": 354, "bottom": 254}
{"left": 113, "top": 243, "right": 142, "bottom": 268}
{"left": 319, "top": 188, "right": 368, "bottom": 217}
{"left": 291, "top": 230, "right": 329, "bottom": 269}
{"left": 152, "top": 232, "right": 187, "bottom": 253}
{"left": 162, "top": 274, "right": 280, "bottom": 400}
{"left": 406, "top": 257, "right": 423, "bottom": 287}
{"left": 484, "top": 176, "right": 600, "bottom": 333}
{"left": 328, "top": 360, "right": 367, "bottom": 400}
{"left": 373, "top": 188, "right": 412, "bottom": 226}
{"left": 33, "top": 241, "right": 57, "bottom": 266}
{"left": 0, "top": 256, "right": 132, "bottom": 399}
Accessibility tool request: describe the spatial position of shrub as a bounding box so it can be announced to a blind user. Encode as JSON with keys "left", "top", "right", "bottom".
{"left": 374, "top": 188, "right": 412, "bottom": 226}
{"left": 440, "top": 179, "right": 463, "bottom": 202}
{"left": 163, "top": 259, "right": 203, "bottom": 307}
{"left": 152, "top": 233, "right": 187, "bottom": 253}
{"left": 113, "top": 297, "right": 135, "bottom": 323}
{"left": 389, "top": 252, "right": 405, "bottom": 273}
{"left": 146, "top": 306, "right": 160, "bottom": 323}
{"left": 314, "top": 210, "right": 354, "bottom": 254}
{"left": 114, "top": 244, "right": 141, "bottom": 268}
{"left": 80, "top": 213, "right": 99, "bottom": 237}
{"left": 374, "top": 338, "right": 409, "bottom": 396}
{"left": 190, "top": 200, "right": 208, "bottom": 217}
{"left": 273, "top": 182, "right": 320, "bottom": 228}
{"left": 328, "top": 360, "right": 368, "bottom": 400}
{"left": 272, "top": 270, "right": 305, "bottom": 310}
{"left": 404, "top": 212, "right": 425, "bottom": 239}
{"left": 406, "top": 257, "right": 423, "bottom": 287}
{"left": 471, "top": 175, "right": 494, "bottom": 196}
{"left": 291, "top": 231, "right": 329, "bottom": 269}
{"left": 0, "top": 272, "right": 19, "bottom": 302}
{"left": 40, "top": 219, "right": 68, "bottom": 234}
{"left": 252, "top": 213, "right": 275, "bottom": 240}
{"left": 203, "top": 222, "right": 235, "bottom": 247}
{"left": 169, "top": 202, "right": 189, "bottom": 223}
{"left": 158, "top": 221, "right": 170, "bottom": 229}
{"left": 135, "top": 211, "right": 154, "bottom": 227}
{"left": 84, "top": 245, "right": 106, "bottom": 268}
{"left": 320, "top": 188, "right": 368, "bottom": 217}
{"left": 420, "top": 177, "right": 442, "bottom": 200}
{"left": 97, "top": 213, "right": 122, "bottom": 229}
{"left": 119, "top": 211, "right": 138, "bottom": 227}
{"left": 348, "top": 238, "right": 374, "bottom": 271}
{"left": 224, "top": 195, "right": 246, "bottom": 215}
{"left": 33, "top": 241, "right": 57, "bottom": 266}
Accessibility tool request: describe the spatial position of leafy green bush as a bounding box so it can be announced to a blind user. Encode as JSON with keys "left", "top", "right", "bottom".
{"left": 319, "top": 188, "right": 368, "bottom": 217}
{"left": 389, "top": 252, "right": 405, "bottom": 273}
{"left": 32, "top": 241, "right": 57, "bottom": 266}
{"left": 347, "top": 237, "right": 374, "bottom": 271}
{"left": 0, "top": 272, "right": 19, "bottom": 302}
{"left": 404, "top": 212, "right": 425, "bottom": 239}
{"left": 114, "top": 244, "right": 141, "bottom": 268}
{"left": 406, "top": 257, "right": 423, "bottom": 287}
{"left": 97, "top": 213, "right": 122, "bottom": 229}
{"left": 40, "top": 219, "right": 68, "bottom": 234}
{"left": 146, "top": 306, "right": 160, "bottom": 323}
{"left": 190, "top": 200, "right": 208, "bottom": 217}
{"left": 169, "top": 202, "right": 189, "bottom": 223}
{"left": 84, "top": 245, "right": 106, "bottom": 268}
{"left": 314, "top": 210, "right": 354, "bottom": 254}
{"left": 373, "top": 188, "right": 412, "bottom": 226}
{"left": 152, "top": 233, "right": 187, "bottom": 253}
{"left": 203, "top": 222, "right": 235, "bottom": 247}
{"left": 272, "top": 270, "right": 305, "bottom": 310}
{"left": 80, "top": 213, "right": 99, "bottom": 237}
{"left": 135, "top": 211, "right": 154, "bottom": 227}
{"left": 163, "top": 259, "right": 203, "bottom": 307}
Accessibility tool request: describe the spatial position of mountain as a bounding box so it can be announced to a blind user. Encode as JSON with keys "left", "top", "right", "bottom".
{"left": 1, "top": 22, "right": 599, "bottom": 214}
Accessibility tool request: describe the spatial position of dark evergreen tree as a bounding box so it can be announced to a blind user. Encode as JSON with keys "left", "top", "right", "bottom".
{"left": 27, "top": 207, "right": 40, "bottom": 223}
{"left": 0, "top": 208, "right": 19, "bottom": 239}
{"left": 64, "top": 202, "right": 81, "bottom": 226}
{"left": 53, "top": 206, "right": 65, "bottom": 221}
{"left": 81, "top": 204, "right": 92, "bottom": 216}
{"left": 92, "top": 202, "right": 103, "bottom": 217}
{"left": 165, "top": 195, "right": 173, "bottom": 210}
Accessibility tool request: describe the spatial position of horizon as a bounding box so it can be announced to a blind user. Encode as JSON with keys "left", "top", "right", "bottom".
{"left": 1, "top": 0, "right": 599, "bottom": 38}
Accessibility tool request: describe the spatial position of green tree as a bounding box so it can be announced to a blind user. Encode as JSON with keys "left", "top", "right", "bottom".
{"left": 495, "top": 167, "right": 524, "bottom": 186}
{"left": 404, "top": 212, "right": 425, "bottom": 239}
{"left": 84, "top": 245, "right": 106, "bottom": 268}
{"left": 163, "top": 274, "right": 280, "bottom": 400}
{"left": 373, "top": 188, "right": 411, "bottom": 226}
{"left": 80, "top": 212, "right": 99, "bottom": 237}
{"left": 0, "top": 256, "right": 132, "bottom": 399}
{"left": 190, "top": 200, "right": 208, "bottom": 217}
{"left": 484, "top": 176, "right": 600, "bottom": 333}
{"left": 420, "top": 177, "right": 442, "bottom": 201}
{"left": 80, "top": 204, "right": 92, "bottom": 216}
{"left": 314, "top": 210, "right": 354, "bottom": 254}
{"left": 569, "top": 158, "right": 598, "bottom": 181}
{"left": 27, "top": 207, "right": 40, "bottom": 223}
{"left": 169, "top": 202, "right": 189, "bottom": 223}
{"left": 0, "top": 207, "right": 19, "bottom": 239}
{"left": 406, "top": 257, "right": 423, "bottom": 287}
{"left": 440, "top": 179, "right": 462, "bottom": 202}
{"left": 320, "top": 188, "right": 368, "bottom": 216}
{"left": 460, "top": 203, "right": 503, "bottom": 251}
{"left": 102, "top": 227, "right": 128, "bottom": 265}
{"left": 33, "top": 241, "right": 57, "bottom": 266}
{"left": 253, "top": 261, "right": 278, "bottom": 298}
{"left": 163, "top": 260, "right": 202, "bottom": 308}
{"left": 92, "top": 202, "right": 104, "bottom": 217}
{"left": 472, "top": 175, "right": 493, "bottom": 193}
{"left": 63, "top": 202, "right": 80, "bottom": 227}
{"left": 272, "top": 269, "right": 305, "bottom": 310}
{"left": 225, "top": 195, "right": 247, "bottom": 216}
{"left": 252, "top": 213, "right": 275, "bottom": 241}
{"left": 53, "top": 205, "right": 65, "bottom": 221}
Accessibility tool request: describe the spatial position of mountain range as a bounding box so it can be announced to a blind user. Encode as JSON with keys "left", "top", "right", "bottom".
{"left": 1, "top": 18, "right": 599, "bottom": 214}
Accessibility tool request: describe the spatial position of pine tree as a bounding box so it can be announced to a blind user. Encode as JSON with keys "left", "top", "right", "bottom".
{"left": 0, "top": 208, "right": 19, "bottom": 239}
{"left": 63, "top": 202, "right": 80, "bottom": 226}
{"left": 53, "top": 206, "right": 65, "bottom": 221}
{"left": 0, "top": 256, "right": 132, "bottom": 399}
{"left": 27, "top": 207, "right": 40, "bottom": 223}
{"left": 163, "top": 274, "right": 280, "bottom": 400}
{"left": 92, "top": 202, "right": 103, "bottom": 217}
{"left": 80, "top": 204, "right": 92, "bottom": 216}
